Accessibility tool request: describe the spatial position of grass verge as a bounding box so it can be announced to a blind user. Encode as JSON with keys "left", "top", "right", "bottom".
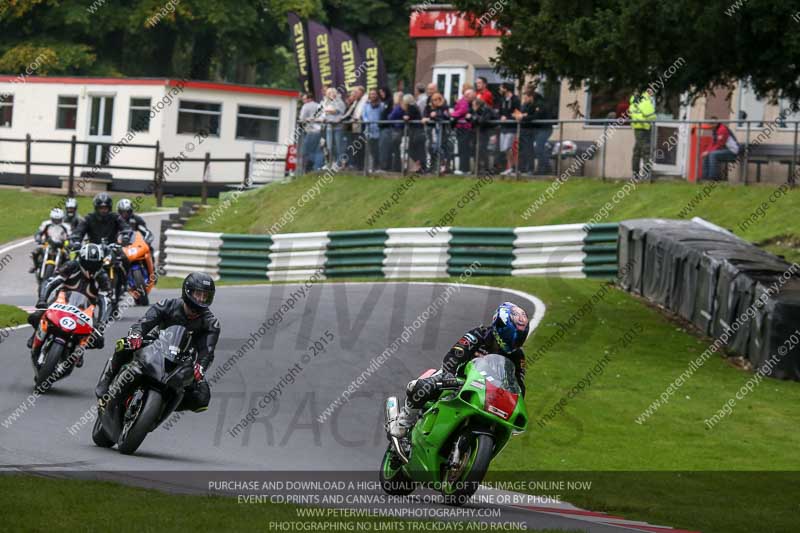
{"left": 0, "top": 189, "right": 204, "bottom": 244}
{"left": 0, "top": 474, "right": 575, "bottom": 533}
{"left": 0, "top": 304, "right": 27, "bottom": 328}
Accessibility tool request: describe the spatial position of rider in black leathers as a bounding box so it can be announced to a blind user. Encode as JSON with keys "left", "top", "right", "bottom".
{"left": 95, "top": 272, "right": 220, "bottom": 413}
{"left": 27, "top": 243, "right": 112, "bottom": 366}
{"left": 70, "top": 193, "right": 129, "bottom": 248}
{"left": 389, "top": 302, "right": 531, "bottom": 439}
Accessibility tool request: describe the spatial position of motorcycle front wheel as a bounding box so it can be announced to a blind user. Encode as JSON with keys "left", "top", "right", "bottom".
{"left": 440, "top": 433, "right": 494, "bottom": 507}
{"left": 379, "top": 445, "right": 416, "bottom": 496}
{"left": 117, "top": 388, "right": 163, "bottom": 455}
{"left": 34, "top": 340, "right": 65, "bottom": 391}
{"left": 132, "top": 269, "right": 148, "bottom": 306}
{"left": 91, "top": 414, "right": 114, "bottom": 448}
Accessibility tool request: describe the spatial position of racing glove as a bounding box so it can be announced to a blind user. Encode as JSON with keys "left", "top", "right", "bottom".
{"left": 193, "top": 363, "right": 204, "bottom": 382}
{"left": 126, "top": 333, "right": 143, "bottom": 350}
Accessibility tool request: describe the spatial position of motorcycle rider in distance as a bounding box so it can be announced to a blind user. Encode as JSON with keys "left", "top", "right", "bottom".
{"left": 69, "top": 193, "right": 129, "bottom": 249}
{"left": 116, "top": 198, "right": 154, "bottom": 254}
{"left": 29, "top": 208, "right": 71, "bottom": 273}
{"left": 388, "top": 302, "right": 531, "bottom": 440}
{"left": 64, "top": 197, "right": 84, "bottom": 229}
{"left": 95, "top": 272, "right": 220, "bottom": 414}
{"left": 27, "top": 243, "right": 112, "bottom": 366}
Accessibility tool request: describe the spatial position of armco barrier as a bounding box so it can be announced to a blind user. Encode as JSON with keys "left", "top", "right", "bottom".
{"left": 164, "top": 223, "right": 619, "bottom": 282}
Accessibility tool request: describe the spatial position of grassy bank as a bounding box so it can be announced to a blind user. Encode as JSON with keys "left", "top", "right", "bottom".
{"left": 184, "top": 174, "right": 800, "bottom": 262}
{"left": 0, "top": 475, "right": 575, "bottom": 533}
{"left": 0, "top": 189, "right": 202, "bottom": 244}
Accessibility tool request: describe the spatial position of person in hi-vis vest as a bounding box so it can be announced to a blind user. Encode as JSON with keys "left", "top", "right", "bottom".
{"left": 629, "top": 89, "right": 657, "bottom": 179}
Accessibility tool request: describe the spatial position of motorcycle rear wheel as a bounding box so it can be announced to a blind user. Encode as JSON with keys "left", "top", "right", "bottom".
{"left": 379, "top": 446, "right": 416, "bottom": 496}
{"left": 117, "top": 389, "right": 163, "bottom": 455}
{"left": 440, "top": 433, "right": 494, "bottom": 507}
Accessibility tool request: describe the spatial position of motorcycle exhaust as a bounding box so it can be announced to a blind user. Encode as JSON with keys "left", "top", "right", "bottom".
{"left": 385, "top": 396, "right": 400, "bottom": 426}
{"left": 384, "top": 397, "right": 409, "bottom": 464}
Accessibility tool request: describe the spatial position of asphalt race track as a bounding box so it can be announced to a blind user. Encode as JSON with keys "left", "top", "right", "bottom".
{"left": 0, "top": 217, "right": 695, "bottom": 533}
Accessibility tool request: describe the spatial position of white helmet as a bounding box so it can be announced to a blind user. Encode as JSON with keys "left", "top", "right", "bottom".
{"left": 65, "top": 197, "right": 78, "bottom": 211}
{"left": 50, "top": 208, "right": 65, "bottom": 223}
{"left": 117, "top": 198, "right": 133, "bottom": 217}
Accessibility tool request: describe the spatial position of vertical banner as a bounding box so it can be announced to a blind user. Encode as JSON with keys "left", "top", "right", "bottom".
{"left": 357, "top": 34, "right": 388, "bottom": 92}
{"left": 330, "top": 28, "right": 364, "bottom": 95}
{"left": 287, "top": 12, "right": 312, "bottom": 97}
{"left": 307, "top": 20, "right": 335, "bottom": 99}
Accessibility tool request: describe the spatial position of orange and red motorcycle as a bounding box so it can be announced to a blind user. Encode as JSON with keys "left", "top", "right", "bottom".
{"left": 30, "top": 290, "right": 96, "bottom": 388}
{"left": 116, "top": 229, "right": 156, "bottom": 306}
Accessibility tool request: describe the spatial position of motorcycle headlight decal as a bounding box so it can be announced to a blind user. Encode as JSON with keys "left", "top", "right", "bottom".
{"left": 484, "top": 381, "right": 518, "bottom": 421}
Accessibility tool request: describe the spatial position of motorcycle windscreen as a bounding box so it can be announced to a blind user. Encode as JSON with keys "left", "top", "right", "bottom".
{"left": 138, "top": 325, "right": 189, "bottom": 380}
{"left": 472, "top": 354, "right": 521, "bottom": 421}
{"left": 118, "top": 229, "right": 135, "bottom": 246}
{"left": 45, "top": 225, "right": 67, "bottom": 245}
{"left": 66, "top": 292, "right": 91, "bottom": 310}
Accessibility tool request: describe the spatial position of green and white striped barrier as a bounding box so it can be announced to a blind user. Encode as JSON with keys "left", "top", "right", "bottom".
{"left": 163, "top": 223, "right": 619, "bottom": 282}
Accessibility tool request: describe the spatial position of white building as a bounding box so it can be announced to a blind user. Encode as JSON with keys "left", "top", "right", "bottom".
{"left": 0, "top": 76, "right": 299, "bottom": 195}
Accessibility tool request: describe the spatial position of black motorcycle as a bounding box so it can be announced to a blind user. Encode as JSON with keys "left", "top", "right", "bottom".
{"left": 92, "top": 325, "right": 195, "bottom": 455}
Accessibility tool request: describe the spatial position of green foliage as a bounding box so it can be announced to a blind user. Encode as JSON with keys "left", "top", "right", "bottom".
{"left": 0, "top": 42, "right": 96, "bottom": 75}
{"left": 450, "top": 0, "right": 800, "bottom": 103}
{"left": 0, "top": 0, "right": 413, "bottom": 88}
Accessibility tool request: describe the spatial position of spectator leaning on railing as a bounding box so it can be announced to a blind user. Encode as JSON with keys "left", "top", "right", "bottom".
{"left": 701, "top": 117, "right": 740, "bottom": 181}
{"left": 299, "top": 93, "right": 323, "bottom": 172}
{"left": 476, "top": 76, "right": 494, "bottom": 108}
{"left": 629, "top": 89, "right": 657, "bottom": 179}
{"left": 386, "top": 92, "right": 406, "bottom": 172}
{"left": 377, "top": 87, "right": 395, "bottom": 172}
{"left": 362, "top": 88, "right": 385, "bottom": 173}
{"left": 422, "top": 82, "right": 444, "bottom": 172}
{"left": 514, "top": 90, "right": 536, "bottom": 174}
{"left": 451, "top": 89, "right": 476, "bottom": 175}
{"left": 498, "top": 82, "right": 521, "bottom": 175}
{"left": 321, "top": 87, "right": 345, "bottom": 169}
{"left": 531, "top": 90, "right": 555, "bottom": 175}
{"left": 422, "top": 92, "right": 452, "bottom": 174}
{"left": 401, "top": 94, "right": 425, "bottom": 173}
{"left": 471, "top": 96, "right": 494, "bottom": 174}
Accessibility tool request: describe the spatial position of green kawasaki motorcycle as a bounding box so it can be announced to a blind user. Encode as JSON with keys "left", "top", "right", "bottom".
{"left": 381, "top": 354, "right": 528, "bottom": 506}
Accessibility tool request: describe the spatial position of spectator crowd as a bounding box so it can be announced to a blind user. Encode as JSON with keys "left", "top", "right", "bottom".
{"left": 298, "top": 77, "right": 557, "bottom": 176}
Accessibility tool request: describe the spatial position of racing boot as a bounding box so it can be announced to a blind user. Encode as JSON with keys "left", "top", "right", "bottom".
{"left": 94, "top": 357, "right": 116, "bottom": 399}
{"left": 388, "top": 405, "right": 420, "bottom": 439}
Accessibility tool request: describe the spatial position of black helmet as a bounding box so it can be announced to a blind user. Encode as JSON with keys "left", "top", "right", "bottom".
{"left": 182, "top": 272, "right": 215, "bottom": 311}
{"left": 78, "top": 243, "right": 103, "bottom": 274}
{"left": 93, "top": 193, "right": 113, "bottom": 219}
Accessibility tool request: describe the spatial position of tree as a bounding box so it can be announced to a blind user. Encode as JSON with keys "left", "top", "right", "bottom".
{"left": 450, "top": 0, "right": 800, "bottom": 103}
{"left": 0, "top": 0, "right": 414, "bottom": 90}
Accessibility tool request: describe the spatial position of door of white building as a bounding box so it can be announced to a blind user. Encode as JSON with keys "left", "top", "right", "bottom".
{"left": 651, "top": 96, "right": 689, "bottom": 176}
{"left": 86, "top": 95, "right": 115, "bottom": 167}
{"left": 433, "top": 66, "right": 467, "bottom": 106}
